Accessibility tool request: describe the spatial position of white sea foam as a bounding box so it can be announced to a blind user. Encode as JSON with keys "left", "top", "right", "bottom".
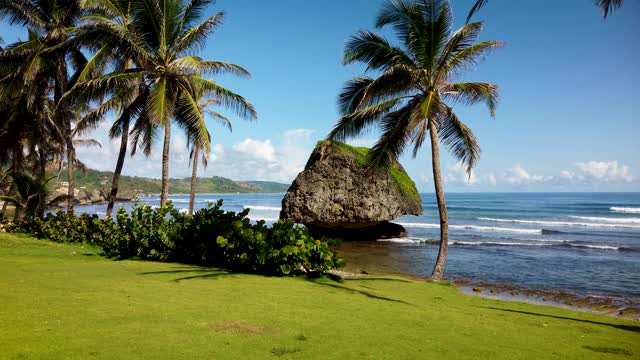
{"left": 179, "top": 208, "right": 189, "bottom": 214}
{"left": 244, "top": 205, "right": 282, "bottom": 211}
{"left": 477, "top": 217, "right": 640, "bottom": 229}
{"left": 569, "top": 216, "right": 640, "bottom": 224}
{"left": 610, "top": 207, "right": 640, "bottom": 214}
{"left": 247, "top": 216, "right": 279, "bottom": 222}
{"left": 393, "top": 222, "right": 541, "bottom": 234}
{"left": 378, "top": 237, "right": 631, "bottom": 251}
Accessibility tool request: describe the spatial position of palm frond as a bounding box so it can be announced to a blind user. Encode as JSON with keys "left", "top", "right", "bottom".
{"left": 439, "top": 107, "right": 480, "bottom": 176}
{"left": 338, "top": 76, "right": 373, "bottom": 115}
{"left": 466, "top": 0, "right": 489, "bottom": 24}
{"left": 189, "top": 76, "right": 257, "bottom": 120}
{"left": 595, "top": 0, "right": 623, "bottom": 17}
{"left": 440, "top": 82, "right": 498, "bottom": 117}
{"left": 329, "top": 98, "right": 402, "bottom": 141}
{"left": 172, "top": 11, "right": 224, "bottom": 56}
{"left": 343, "top": 30, "right": 414, "bottom": 71}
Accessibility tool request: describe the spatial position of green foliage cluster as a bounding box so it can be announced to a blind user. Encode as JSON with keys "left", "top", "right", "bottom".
{"left": 9, "top": 201, "right": 343, "bottom": 277}
{"left": 315, "top": 141, "right": 420, "bottom": 201}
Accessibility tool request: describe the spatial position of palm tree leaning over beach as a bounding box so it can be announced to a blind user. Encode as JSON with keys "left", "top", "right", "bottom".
{"left": 466, "top": 0, "right": 623, "bottom": 23}
{"left": 329, "top": 0, "right": 502, "bottom": 280}
{"left": 72, "top": 0, "right": 256, "bottom": 206}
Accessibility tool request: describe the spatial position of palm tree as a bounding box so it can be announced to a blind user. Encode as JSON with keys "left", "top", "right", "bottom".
{"left": 0, "top": 0, "right": 87, "bottom": 213}
{"left": 73, "top": 0, "right": 152, "bottom": 217}
{"left": 329, "top": 0, "right": 502, "bottom": 280}
{"left": 0, "top": 172, "right": 67, "bottom": 221}
{"left": 466, "top": 0, "right": 623, "bottom": 23}
{"left": 176, "top": 90, "right": 233, "bottom": 215}
{"left": 73, "top": 0, "right": 257, "bottom": 206}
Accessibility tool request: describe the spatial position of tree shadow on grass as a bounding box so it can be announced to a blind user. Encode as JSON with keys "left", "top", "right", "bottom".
{"left": 312, "top": 281, "right": 413, "bottom": 305}
{"left": 344, "top": 277, "right": 414, "bottom": 283}
{"left": 138, "top": 267, "right": 233, "bottom": 282}
{"left": 478, "top": 306, "right": 640, "bottom": 334}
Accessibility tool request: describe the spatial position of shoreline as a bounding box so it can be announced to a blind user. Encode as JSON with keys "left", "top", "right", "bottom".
{"left": 330, "top": 268, "right": 640, "bottom": 321}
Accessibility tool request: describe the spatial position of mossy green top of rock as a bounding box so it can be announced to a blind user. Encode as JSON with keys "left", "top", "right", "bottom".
{"left": 312, "top": 140, "right": 421, "bottom": 202}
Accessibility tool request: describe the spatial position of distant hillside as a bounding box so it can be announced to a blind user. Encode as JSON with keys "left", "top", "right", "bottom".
{"left": 55, "top": 168, "right": 290, "bottom": 196}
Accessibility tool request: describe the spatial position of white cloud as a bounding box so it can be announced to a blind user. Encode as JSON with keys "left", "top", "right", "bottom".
{"left": 486, "top": 174, "right": 497, "bottom": 186}
{"left": 505, "top": 164, "right": 546, "bottom": 185}
{"left": 575, "top": 161, "right": 632, "bottom": 182}
{"left": 283, "top": 128, "right": 314, "bottom": 138}
{"left": 445, "top": 162, "right": 478, "bottom": 186}
{"left": 232, "top": 138, "right": 276, "bottom": 162}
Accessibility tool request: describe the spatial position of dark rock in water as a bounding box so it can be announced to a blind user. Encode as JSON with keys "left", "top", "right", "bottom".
{"left": 306, "top": 221, "right": 408, "bottom": 241}
{"left": 280, "top": 140, "right": 422, "bottom": 240}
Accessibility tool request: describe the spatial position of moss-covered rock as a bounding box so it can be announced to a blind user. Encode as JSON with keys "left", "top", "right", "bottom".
{"left": 281, "top": 140, "right": 423, "bottom": 240}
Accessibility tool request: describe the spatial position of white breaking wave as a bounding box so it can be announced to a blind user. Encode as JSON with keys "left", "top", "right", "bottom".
{"left": 377, "top": 238, "right": 627, "bottom": 251}
{"left": 244, "top": 205, "right": 282, "bottom": 211}
{"left": 477, "top": 217, "right": 640, "bottom": 230}
{"left": 179, "top": 208, "right": 189, "bottom": 214}
{"left": 610, "top": 207, "right": 640, "bottom": 214}
{"left": 247, "top": 215, "right": 279, "bottom": 222}
{"left": 393, "top": 222, "right": 541, "bottom": 234}
{"left": 569, "top": 216, "right": 640, "bottom": 224}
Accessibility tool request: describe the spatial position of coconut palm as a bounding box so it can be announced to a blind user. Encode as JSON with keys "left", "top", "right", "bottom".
{"left": 73, "top": 0, "right": 257, "bottom": 206}
{"left": 0, "top": 172, "right": 68, "bottom": 221}
{"left": 329, "top": 0, "right": 502, "bottom": 280}
{"left": 175, "top": 89, "right": 233, "bottom": 215}
{"left": 72, "top": 0, "right": 153, "bottom": 217}
{"left": 0, "top": 0, "right": 87, "bottom": 212}
{"left": 466, "top": 0, "right": 623, "bottom": 23}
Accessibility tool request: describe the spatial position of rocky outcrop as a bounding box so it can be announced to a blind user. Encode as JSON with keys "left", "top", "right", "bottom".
{"left": 280, "top": 141, "right": 423, "bottom": 240}
{"left": 48, "top": 188, "right": 132, "bottom": 207}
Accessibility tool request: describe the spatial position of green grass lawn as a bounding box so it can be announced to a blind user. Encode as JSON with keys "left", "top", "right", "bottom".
{"left": 1, "top": 232, "right": 638, "bottom": 359}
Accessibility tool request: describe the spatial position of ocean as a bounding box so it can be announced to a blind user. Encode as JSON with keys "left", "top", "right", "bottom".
{"left": 72, "top": 192, "right": 640, "bottom": 300}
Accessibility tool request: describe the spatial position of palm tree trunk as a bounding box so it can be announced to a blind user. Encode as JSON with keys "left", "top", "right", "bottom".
{"left": 66, "top": 139, "right": 75, "bottom": 212}
{"left": 428, "top": 121, "right": 449, "bottom": 281}
{"left": 188, "top": 146, "right": 199, "bottom": 215}
{"left": 160, "top": 120, "right": 171, "bottom": 206}
{"left": 106, "top": 120, "right": 130, "bottom": 218}
{"left": 38, "top": 147, "right": 47, "bottom": 178}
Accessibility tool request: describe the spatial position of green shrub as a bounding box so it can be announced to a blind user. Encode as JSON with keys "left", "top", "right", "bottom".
{"left": 8, "top": 200, "right": 344, "bottom": 277}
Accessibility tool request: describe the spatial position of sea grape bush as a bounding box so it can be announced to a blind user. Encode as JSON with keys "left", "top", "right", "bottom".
{"left": 8, "top": 200, "right": 343, "bottom": 276}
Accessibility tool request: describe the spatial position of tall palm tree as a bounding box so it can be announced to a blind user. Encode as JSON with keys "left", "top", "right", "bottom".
{"left": 74, "top": 0, "right": 152, "bottom": 217}
{"left": 73, "top": 0, "right": 257, "bottom": 206}
{"left": 329, "top": 0, "right": 502, "bottom": 280}
{"left": 0, "top": 0, "right": 86, "bottom": 213}
{"left": 466, "top": 0, "right": 623, "bottom": 23}
{"left": 176, "top": 90, "right": 233, "bottom": 215}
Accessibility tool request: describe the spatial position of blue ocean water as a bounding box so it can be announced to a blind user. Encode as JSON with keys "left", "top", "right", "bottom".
{"left": 72, "top": 192, "right": 640, "bottom": 299}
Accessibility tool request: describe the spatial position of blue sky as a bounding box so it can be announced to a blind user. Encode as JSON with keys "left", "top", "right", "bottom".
{"left": 2, "top": 0, "right": 638, "bottom": 192}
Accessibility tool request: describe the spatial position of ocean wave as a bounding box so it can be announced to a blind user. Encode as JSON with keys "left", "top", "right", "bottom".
{"left": 477, "top": 217, "right": 640, "bottom": 230}
{"left": 179, "top": 208, "right": 189, "bottom": 214}
{"left": 568, "top": 216, "right": 640, "bottom": 224}
{"left": 610, "top": 207, "right": 640, "bottom": 214}
{"left": 377, "top": 237, "right": 636, "bottom": 252}
{"left": 394, "top": 222, "right": 541, "bottom": 234}
{"left": 244, "top": 205, "right": 282, "bottom": 211}
{"left": 247, "top": 216, "right": 280, "bottom": 222}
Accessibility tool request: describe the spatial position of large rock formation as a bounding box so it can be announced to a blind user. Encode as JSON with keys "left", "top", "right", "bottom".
{"left": 280, "top": 141, "right": 422, "bottom": 240}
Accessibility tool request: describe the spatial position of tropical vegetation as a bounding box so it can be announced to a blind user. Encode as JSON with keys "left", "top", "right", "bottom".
{"left": 7, "top": 200, "right": 343, "bottom": 276}
{"left": 466, "top": 0, "right": 624, "bottom": 23}
{"left": 328, "top": 0, "right": 502, "bottom": 280}
{"left": 0, "top": 0, "right": 256, "bottom": 217}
